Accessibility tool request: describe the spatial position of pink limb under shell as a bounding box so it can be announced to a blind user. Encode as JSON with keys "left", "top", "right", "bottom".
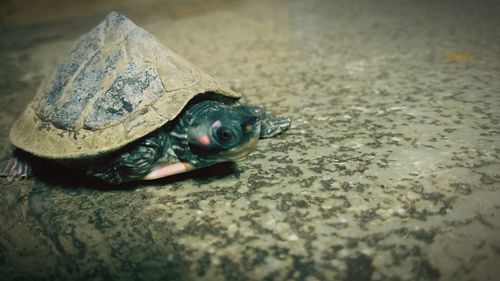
{"left": 143, "top": 162, "right": 195, "bottom": 180}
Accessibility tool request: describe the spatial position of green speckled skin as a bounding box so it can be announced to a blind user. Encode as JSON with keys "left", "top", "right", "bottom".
{"left": 1, "top": 0, "right": 499, "bottom": 280}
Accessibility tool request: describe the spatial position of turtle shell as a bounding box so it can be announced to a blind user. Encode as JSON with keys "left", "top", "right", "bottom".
{"left": 10, "top": 11, "right": 239, "bottom": 159}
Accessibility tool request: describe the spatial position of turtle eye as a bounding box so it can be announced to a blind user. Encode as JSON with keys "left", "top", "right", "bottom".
{"left": 215, "top": 127, "right": 235, "bottom": 144}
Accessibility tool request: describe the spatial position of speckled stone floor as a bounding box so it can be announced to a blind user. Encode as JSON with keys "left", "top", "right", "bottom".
{"left": 1, "top": 0, "right": 499, "bottom": 280}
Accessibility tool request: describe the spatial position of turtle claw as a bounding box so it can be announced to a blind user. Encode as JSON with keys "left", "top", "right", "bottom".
{"left": 260, "top": 115, "right": 292, "bottom": 139}
{"left": 1, "top": 152, "right": 32, "bottom": 181}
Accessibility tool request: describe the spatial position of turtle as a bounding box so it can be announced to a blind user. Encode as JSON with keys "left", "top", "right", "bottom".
{"left": 1, "top": 11, "right": 291, "bottom": 184}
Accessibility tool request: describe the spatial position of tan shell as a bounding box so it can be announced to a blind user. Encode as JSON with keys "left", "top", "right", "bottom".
{"left": 10, "top": 11, "right": 239, "bottom": 159}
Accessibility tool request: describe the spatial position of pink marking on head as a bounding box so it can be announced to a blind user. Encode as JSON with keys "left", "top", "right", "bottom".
{"left": 198, "top": 135, "right": 211, "bottom": 145}
{"left": 212, "top": 120, "right": 222, "bottom": 128}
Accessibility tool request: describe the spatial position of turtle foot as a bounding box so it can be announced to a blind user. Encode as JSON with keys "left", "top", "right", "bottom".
{"left": 260, "top": 114, "right": 292, "bottom": 139}
{"left": 1, "top": 151, "right": 33, "bottom": 181}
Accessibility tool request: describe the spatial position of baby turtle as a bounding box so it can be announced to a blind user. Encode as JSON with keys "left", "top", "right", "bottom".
{"left": 2, "top": 12, "right": 290, "bottom": 184}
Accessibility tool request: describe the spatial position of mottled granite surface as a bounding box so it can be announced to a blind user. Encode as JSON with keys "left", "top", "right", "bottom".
{"left": 1, "top": 0, "right": 499, "bottom": 280}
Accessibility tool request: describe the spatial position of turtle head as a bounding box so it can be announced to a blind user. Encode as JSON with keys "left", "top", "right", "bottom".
{"left": 182, "top": 101, "right": 261, "bottom": 166}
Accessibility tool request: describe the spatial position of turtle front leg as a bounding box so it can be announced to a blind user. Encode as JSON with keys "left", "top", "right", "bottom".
{"left": 260, "top": 114, "right": 292, "bottom": 139}
{"left": 1, "top": 149, "right": 33, "bottom": 181}
{"left": 88, "top": 131, "right": 168, "bottom": 184}
{"left": 251, "top": 107, "right": 292, "bottom": 139}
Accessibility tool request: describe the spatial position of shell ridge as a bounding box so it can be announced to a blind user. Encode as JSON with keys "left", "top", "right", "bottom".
{"left": 34, "top": 48, "right": 101, "bottom": 122}
{"left": 48, "top": 49, "right": 113, "bottom": 129}
{"left": 77, "top": 48, "right": 129, "bottom": 130}
{"left": 77, "top": 29, "right": 137, "bottom": 131}
{"left": 52, "top": 49, "right": 100, "bottom": 118}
